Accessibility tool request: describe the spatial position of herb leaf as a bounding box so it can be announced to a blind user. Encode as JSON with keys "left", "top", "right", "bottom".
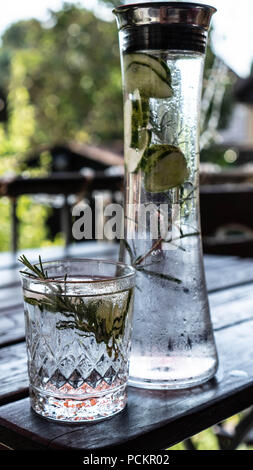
{"left": 19, "top": 255, "right": 133, "bottom": 358}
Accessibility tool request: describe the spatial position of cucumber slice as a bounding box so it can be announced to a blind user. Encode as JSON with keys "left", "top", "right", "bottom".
{"left": 130, "top": 95, "right": 142, "bottom": 148}
{"left": 125, "top": 63, "right": 173, "bottom": 98}
{"left": 140, "top": 144, "right": 169, "bottom": 171}
{"left": 124, "top": 53, "right": 171, "bottom": 83}
{"left": 124, "top": 91, "right": 151, "bottom": 173}
{"left": 141, "top": 97, "right": 150, "bottom": 127}
{"left": 143, "top": 144, "right": 189, "bottom": 193}
{"left": 124, "top": 53, "right": 173, "bottom": 98}
{"left": 124, "top": 90, "right": 144, "bottom": 150}
{"left": 125, "top": 126, "right": 151, "bottom": 173}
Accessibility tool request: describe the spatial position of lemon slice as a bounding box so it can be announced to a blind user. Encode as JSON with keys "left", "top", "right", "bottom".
{"left": 143, "top": 145, "right": 189, "bottom": 193}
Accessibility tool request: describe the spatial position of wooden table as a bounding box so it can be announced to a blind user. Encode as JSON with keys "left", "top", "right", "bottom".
{"left": 1, "top": 242, "right": 253, "bottom": 450}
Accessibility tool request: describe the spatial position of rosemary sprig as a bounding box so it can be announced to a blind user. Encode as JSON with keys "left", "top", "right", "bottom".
{"left": 122, "top": 218, "right": 200, "bottom": 285}
{"left": 134, "top": 237, "right": 163, "bottom": 266}
{"left": 19, "top": 254, "right": 48, "bottom": 280}
{"left": 122, "top": 239, "right": 182, "bottom": 285}
{"left": 19, "top": 255, "right": 133, "bottom": 358}
{"left": 137, "top": 267, "right": 181, "bottom": 284}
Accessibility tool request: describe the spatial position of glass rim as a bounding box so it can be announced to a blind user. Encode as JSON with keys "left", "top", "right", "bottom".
{"left": 113, "top": 1, "right": 217, "bottom": 13}
{"left": 19, "top": 257, "right": 136, "bottom": 285}
{"left": 113, "top": 2, "right": 217, "bottom": 13}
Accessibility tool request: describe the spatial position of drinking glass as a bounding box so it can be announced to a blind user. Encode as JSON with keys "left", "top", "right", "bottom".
{"left": 20, "top": 258, "right": 135, "bottom": 422}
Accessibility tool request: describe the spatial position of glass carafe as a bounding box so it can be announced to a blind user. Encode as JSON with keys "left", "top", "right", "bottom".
{"left": 114, "top": 2, "right": 219, "bottom": 389}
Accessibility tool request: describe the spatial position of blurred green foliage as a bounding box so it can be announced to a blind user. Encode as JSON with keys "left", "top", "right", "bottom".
{"left": 0, "top": 3, "right": 122, "bottom": 149}
{"left": 169, "top": 413, "right": 253, "bottom": 450}
{"left": 0, "top": 2, "right": 122, "bottom": 252}
{"left": 0, "top": 2, "right": 232, "bottom": 159}
{"left": 0, "top": 2, "right": 234, "bottom": 252}
{"left": 169, "top": 427, "right": 220, "bottom": 450}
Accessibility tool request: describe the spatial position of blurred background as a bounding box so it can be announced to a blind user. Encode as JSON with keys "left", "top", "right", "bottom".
{"left": 1, "top": 0, "right": 253, "bottom": 257}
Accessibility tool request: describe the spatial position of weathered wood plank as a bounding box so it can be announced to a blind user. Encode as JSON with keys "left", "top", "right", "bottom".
{"left": 1, "top": 252, "right": 253, "bottom": 449}
{"left": 0, "top": 285, "right": 23, "bottom": 311}
{"left": 0, "top": 255, "right": 243, "bottom": 289}
{"left": 1, "top": 240, "right": 253, "bottom": 296}
{"left": 0, "top": 342, "right": 27, "bottom": 405}
{"left": 0, "top": 307, "right": 24, "bottom": 347}
{"left": 204, "top": 254, "right": 241, "bottom": 267}
{"left": 0, "top": 274, "right": 253, "bottom": 347}
{"left": 209, "top": 282, "right": 253, "bottom": 331}
{"left": 0, "top": 441, "right": 14, "bottom": 450}
{"left": 0, "top": 268, "right": 20, "bottom": 289}
{"left": 0, "top": 241, "right": 119, "bottom": 271}
{"left": 0, "top": 280, "right": 253, "bottom": 403}
{"left": 0, "top": 244, "right": 118, "bottom": 289}
{"left": 0, "top": 242, "right": 119, "bottom": 314}
{"left": 2, "top": 257, "right": 253, "bottom": 348}
{"left": 2, "top": 245, "right": 253, "bottom": 297}
{"left": 205, "top": 257, "right": 253, "bottom": 293}
{"left": 0, "top": 318, "right": 253, "bottom": 450}
{"left": 1, "top": 253, "right": 253, "bottom": 422}
{"left": 2, "top": 279, "right": 253, "bottom": 405}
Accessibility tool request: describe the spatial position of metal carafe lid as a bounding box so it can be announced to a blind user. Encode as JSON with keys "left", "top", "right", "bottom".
{"left": 113, "top": 2, "right": 216, "bottom": 53}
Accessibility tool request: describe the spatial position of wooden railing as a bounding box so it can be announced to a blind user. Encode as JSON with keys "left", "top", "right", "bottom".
{"left": 2, "top": 166, "right": 253, "bottom": 257}
{"left": 0, "top": 171, "right": 124, "bottom": 254}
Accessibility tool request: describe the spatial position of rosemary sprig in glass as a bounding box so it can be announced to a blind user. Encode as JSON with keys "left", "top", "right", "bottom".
{"left": 19, "top": 255, "right": 133, "bottom": 358}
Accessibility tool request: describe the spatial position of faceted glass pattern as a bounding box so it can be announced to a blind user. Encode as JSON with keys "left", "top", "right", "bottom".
{"left": 21, "top": 259, "right": 135, "bottom": 422}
